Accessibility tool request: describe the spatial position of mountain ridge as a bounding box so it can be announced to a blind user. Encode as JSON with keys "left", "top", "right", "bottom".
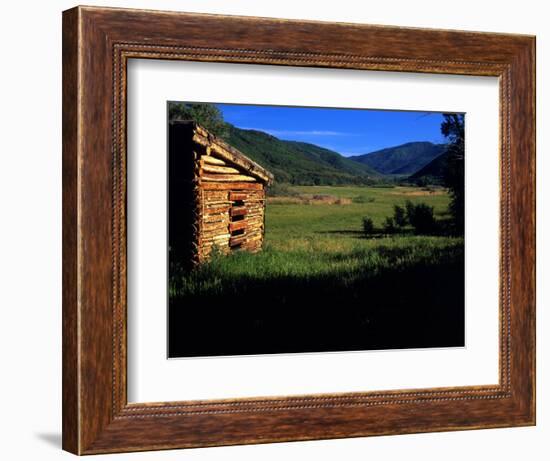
{"left": 408, "top": 151, "right": 450, "bottom": 185}
{"left": 225, "top": 126, "right": 381, "bottom": 185}
{"left": 217, "top": 124, "right": 448, "bottom": 186}
{"left": 349, "top": 141, "right": 446, "bottom": 175}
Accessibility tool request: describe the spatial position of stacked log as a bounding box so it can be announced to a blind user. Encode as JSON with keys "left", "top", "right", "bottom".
{"left": 237, "top": 189, "right": 265, "bottom": 252}
{"left": 197, "top": 149, "right": 267, "bottom": 258}
{"left": 198, "top": 189, "right": 231, "bottom": 260}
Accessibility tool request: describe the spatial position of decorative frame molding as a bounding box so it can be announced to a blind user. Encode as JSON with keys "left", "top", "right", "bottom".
{"left": 62, "top": 5, "right": 535, "bottom": 454}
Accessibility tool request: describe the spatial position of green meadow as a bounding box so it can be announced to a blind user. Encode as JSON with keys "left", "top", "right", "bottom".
{"left": 267, "top": 184, "right": 452, "bottom": 249}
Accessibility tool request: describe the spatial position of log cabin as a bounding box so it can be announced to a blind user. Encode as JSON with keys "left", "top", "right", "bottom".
{"left": 169, "top": 121, "right": 274, "bottom": 266}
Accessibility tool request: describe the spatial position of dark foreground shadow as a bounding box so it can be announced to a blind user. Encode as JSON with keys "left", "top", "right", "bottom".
{"left": 169, "top": 245, "right": 465, "bottom": 358}
{"left": 316, "top": 229, "right": 393, "bottom": 240}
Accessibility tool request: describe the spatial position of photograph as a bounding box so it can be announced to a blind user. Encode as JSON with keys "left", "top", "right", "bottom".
{"left": 167, "top": 102, "right": 466, "bottom": 358}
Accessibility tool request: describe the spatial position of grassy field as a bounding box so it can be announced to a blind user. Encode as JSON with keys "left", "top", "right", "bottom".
{"left": 267, "top": 185, "right": 451, "bottom": 250}
{"left": 169, "top": 185, "right": 465, "bottom": 357}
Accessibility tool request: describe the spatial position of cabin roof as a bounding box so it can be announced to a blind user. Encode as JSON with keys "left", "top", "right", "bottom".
{"left": 171, "top": 120, "right": 274, "bottom": 185}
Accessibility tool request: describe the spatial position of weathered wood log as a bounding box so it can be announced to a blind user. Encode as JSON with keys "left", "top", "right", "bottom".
{"left": 201, "top": 234, "right": 229, "bottom": 243}
{"left": 230, "top": 207, "right": 247, "bottom": 217}
{"left": 202, "top": 173, "right": 257, "bottom": 182}
{"left": 204, "top": 204, "right": 230, "bottom": 214}
{"left": 202, "top": 215, "right": 229, "bottom": 224}
{"left": 201, "top": 163, "right": 241, "bottom": 174}
{"left": 245, "top": 214, "right": 263, "bottom": 221}
{"left": 202, "top": 202, "right": 229, "bottom": 209}
{"left": 229, "top": 235, "right": 247, "bottom": 247}
{"left": 201, "top": 233, "right": 231, "bottom": 242}
{"left": 229, "top": 220, "right": 247, "bottom": 232}
{"left": 244, "top": 215, "right": 262, "bottom": 222}
{"left": 201, "top": 239, "right": 230, "bottom": 248}
{"left": 244, "top": 210, "right": 263, "bottom": 216}
{"left": 242, "top": 189, "right": 264, "bottom": 196}
{"left": 203, "top": 214, "right": 229, "bottom": 224}
{"left": 201, "top": 182, "right": 263, "bottom": 191}
{"left": 201, "top": 242, "right": 230, "bottom": 250}
{"left": 202, "top": 227, "right": 229, "bottom": 237}
{"left": 194, "top": 125, "right": 274, "bottom": 185}
{"left": 202, "top": 221, "right": 229, "bottom": 232}
{"left": 201, "top": 223, "right": 230, "bottom": 233}
{"left": 203, "top": 190, "right": 229, "bottom": 201}
{"left": 244, "top": 208, "right": 263, "bottom": 214}
{"left": 201, "top": 155, "right": 226, "bottom": 166}
{"left": 192, "top": 132, "right": 209, "bottom": 148}
{"left": 229, "top": 192, "right": 247, "bottom": 201}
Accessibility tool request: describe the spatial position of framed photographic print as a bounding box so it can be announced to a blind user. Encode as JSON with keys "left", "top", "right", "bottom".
{"left": 62, "top": 5, "right": 535, "bottom": 455}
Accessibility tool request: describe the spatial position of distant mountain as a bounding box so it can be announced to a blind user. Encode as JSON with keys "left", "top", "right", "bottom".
{"left": 349, "top": 142, "right": 446, "bottom": 175}
{"left": 408, "top": 151, "right": 450, "bottom": 185}
{"left": 224, "top": 126, "right": 381, "bottom": 185}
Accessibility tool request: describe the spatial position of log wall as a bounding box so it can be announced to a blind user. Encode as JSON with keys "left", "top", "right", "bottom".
{"left": 194, "top": 134, "right": 268, "bottom": 261}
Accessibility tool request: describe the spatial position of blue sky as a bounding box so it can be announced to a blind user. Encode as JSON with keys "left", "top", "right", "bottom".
{"left": 216, "top": 103, "right": 450, "bottom": 157}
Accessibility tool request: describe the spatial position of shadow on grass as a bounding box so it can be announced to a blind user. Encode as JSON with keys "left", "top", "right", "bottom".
{"left": 316, "top": 229, "right": 412, "bottom": 239}
{"left": 316, "top": 230, "right": 366, "bottom": 236}
{"left": 169, "top": 244, "right": 465, "bottom": 358}
{"left": 317, "top": 217, "right": 460, "bottom": 240}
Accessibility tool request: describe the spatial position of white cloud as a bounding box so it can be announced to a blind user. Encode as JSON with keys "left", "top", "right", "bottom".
{"left": 240, "top": 127, "right": 352, "bottom": 137}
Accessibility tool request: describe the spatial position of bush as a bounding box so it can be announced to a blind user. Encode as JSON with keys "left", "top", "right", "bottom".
{"left": 406, "top": 202, "right": 438, "bottom": 235}
{"left": 393, "top": 205, "right": 408, "bottom": 228}
{"left": 362, "top": 216, "right": 375, "bottom": 235}
{"left": 383, "top": 216, "right": 396, "bottom": 234}
{"left": 405, "top": 200, "right": 416, "bottom": 222}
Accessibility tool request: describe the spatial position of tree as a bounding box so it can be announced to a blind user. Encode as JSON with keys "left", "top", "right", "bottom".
{"left": 362, "top": 216, "right": 375, "bottom": 235}
{"left": 441, "top": 113, "right": 465, "bottom": 234}
{"left": 169, "top": 102, "right": 229, "bottom": 138}
{"left": 407, "top": 202, "right": 438, "bottom": 235}
{"left": 383, "top": 216, "right": 396, "bottom": 234}
{"left": 393, "top": 204, "right": 407, "bottom": 228}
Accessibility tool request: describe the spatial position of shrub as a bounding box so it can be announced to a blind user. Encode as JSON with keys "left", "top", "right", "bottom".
{"left": 393, "top": 204, "right": 408, "bottom": 228}
{"left": 362, "top": 216, "right": 375, "bottom": 235}
{"left": 383, "top": 216, "right": 396, "bottom": 234}
{"left": 405, "top": 200, "right": 416, "bottom": 222}
{"left": 407, "top": 202, "right": 438, "bottom": 235}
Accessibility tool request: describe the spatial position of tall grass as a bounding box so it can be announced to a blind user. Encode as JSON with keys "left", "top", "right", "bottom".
{"left": 170, "top": 236, "right": 463, "bottom": 298}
